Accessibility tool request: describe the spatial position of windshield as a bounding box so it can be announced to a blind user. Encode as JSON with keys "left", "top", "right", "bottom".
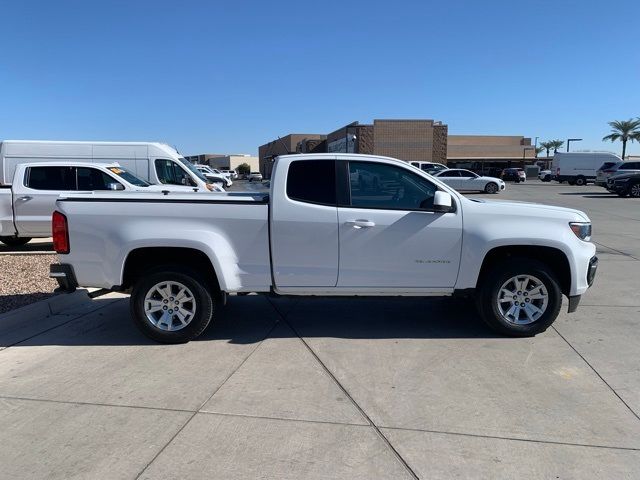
{"left": 107, "top": 166, "right": 151, "bottom": 187}
{"left": 177, "top": 157, "right": 209, "bottom": 183}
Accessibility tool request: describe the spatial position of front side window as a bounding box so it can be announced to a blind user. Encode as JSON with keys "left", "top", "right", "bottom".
{"left": 26, "top": 166, "right": 76, "bottom": 190}
{"left": 287, "top": 160, "right": 336, "bottom": 205}
{"left": 155, "top": 159, "right": 194, "bottom": 186}
{"left": 459, "top": 170, "right": 477, "bottom": 178}
{"left": 77, "top": 168, "right": 120, "bottom": 190}
{"left": 348, "top": 162, "right": 438, "bottom": 210}
{"left": 438, "top": 170, "right": 460, "bottom": 178}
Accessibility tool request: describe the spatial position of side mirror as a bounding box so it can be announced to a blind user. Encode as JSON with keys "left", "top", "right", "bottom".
{"left": 433, "top": 191, "right": 453, "bottom": 213}
{"left": 107, "top": 183, "right": 125, "bottom": 191}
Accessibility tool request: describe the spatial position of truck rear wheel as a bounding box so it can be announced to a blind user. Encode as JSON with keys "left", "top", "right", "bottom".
{"left": 575, "top": 176, "right": 586, "bottom": 186}
{"left": 0, "top": 236, "right": 32, "bottom": 247}
{"left": 476, "top": 258, "right": 562, "bottom": 337}
{"left": 130, "top": 267, "right": 214, "bottom": 343}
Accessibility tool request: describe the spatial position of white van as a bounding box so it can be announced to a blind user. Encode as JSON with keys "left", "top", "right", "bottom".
{"left": 552, "top": 152, "right": 622, "bottom": 186}
{"left": 0, "top": 140, "right": 221, "bottom": 191}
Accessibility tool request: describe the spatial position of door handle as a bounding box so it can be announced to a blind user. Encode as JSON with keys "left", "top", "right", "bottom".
{"left": 18, "top": 196, "right": 33, "bottom": 201}
{"left": 346, "top": 219, "right": 375, "bottom": 229}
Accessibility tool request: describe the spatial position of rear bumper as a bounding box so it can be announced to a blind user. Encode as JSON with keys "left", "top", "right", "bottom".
{"left": 49, "top": 263, "right": 78, "bottom": 293}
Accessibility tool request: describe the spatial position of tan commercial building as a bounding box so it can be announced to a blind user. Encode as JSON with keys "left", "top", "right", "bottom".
{"left": 447, "top": 135, "right": 536, "bottom": 174}
{"left": 259, "top": 119, "right": 535, "bottom": 178}
{"left": 259, "top": 134, "right": 327, "bottom": 179}
{"left": 259, "top": 119, "right": 447, "bottom": 178}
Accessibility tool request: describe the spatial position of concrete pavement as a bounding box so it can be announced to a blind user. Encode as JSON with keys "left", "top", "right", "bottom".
{"left": 0, "top": 182, "right": 639, "bottom": 479}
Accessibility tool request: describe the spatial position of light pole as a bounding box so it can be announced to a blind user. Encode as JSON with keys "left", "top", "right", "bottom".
{"left": 567, "top": 138, "right": 582, "bottom": 152}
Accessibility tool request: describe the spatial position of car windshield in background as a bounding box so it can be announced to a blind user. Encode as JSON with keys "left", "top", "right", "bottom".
{"left": 107, "top": 167, "right": 151, "bottom": 187}
{"left": 599, "top": 162, "right": 619, "bottom": 171}
{"left": 178, "top": 157, "right": 209, "bottom": 183}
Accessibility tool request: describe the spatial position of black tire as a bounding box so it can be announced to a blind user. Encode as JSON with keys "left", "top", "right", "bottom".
{"left": 476, "top": 258, "right": 562, "bottom": 337}
{"left": 130, "top": 266, "right": 215, "bottom": 343}
{"left": 568, "top": 179, "right": 576, "bottom": 185}
{"left": 630, "top": 183, "right": 640, "bottom": 198}
{"left": 0, "top": 236, "right": 32, "bottom": 247}
{"left": 575, "top": 176, "right": 586, "bottom": 186}
{"left": 484, "top": 182, "right": 499, "bottom": 194}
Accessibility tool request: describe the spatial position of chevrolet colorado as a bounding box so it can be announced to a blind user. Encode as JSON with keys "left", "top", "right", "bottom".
{"left": 50, "top": 154, "right": 598, "bottom": 343}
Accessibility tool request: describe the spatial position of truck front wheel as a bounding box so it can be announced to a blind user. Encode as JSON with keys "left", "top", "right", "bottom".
{"left": 0, "top": 236, "right": 32, "bottom": 247}
{"left": 130, "top": 267, "right": 214, "bottom": 343}
{"left": 476, "top": 259, "right": 562, "bottom": 337}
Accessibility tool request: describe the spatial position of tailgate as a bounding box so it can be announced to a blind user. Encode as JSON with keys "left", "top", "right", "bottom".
{"left": 0, "top": 187, "right": 15, "bottom": 237}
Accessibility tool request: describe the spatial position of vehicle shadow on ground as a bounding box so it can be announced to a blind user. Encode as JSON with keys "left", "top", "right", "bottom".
{"left": 0, "top": 242, "right": 54, "bottom": 253}
{"left": 1, "top": 295, "right": 502, "bottom": 347}
{"left": 0, "top": 293, "right": 56, "bottom": 315}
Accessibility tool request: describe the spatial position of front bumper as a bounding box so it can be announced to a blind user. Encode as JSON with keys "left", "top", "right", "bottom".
{"left": 50, "top": 264, "right": 78, "bottom": 294}
{"left": 587, "top": 256, "right": 598, "bottom": 287}
{"left": 568, "top": 256, "right": 598, "bottom": 313}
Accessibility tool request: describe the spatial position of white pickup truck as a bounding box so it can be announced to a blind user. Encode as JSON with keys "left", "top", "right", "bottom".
{"left": 0, "top": 162, "right": 209, "bottom": 246}
{"left": 50, "top": 154, "right": 598, "bottom": 343}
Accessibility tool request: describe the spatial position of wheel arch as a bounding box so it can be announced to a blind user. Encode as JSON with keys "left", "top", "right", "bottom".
{"left": 476, "top": 245, "right": 571, "bottom": 296}
{"left": 121, "top": 247, "right": 221, "bottom": 292}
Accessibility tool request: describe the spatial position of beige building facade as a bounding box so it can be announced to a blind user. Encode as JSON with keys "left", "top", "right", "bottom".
{"left": 258, "top": 119, "right": 535, "bottom": 178}
{"left": 447, "top": 135, "right": 535, "bottom": 172}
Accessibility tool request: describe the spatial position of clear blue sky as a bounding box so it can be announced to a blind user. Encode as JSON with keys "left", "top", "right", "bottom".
{"left": 1, "top": 0, "right": 639, "bottom": 156}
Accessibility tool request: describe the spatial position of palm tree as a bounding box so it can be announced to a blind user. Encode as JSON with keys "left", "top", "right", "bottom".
{"left": 539, "top": 141, "right": 552, "bottom": 157}
{"left": 550, "top": 139, "right": 565, "bottom": 153}
{"left": 602, "top": 119, "right": 640, "bottom": 160}
{"left": 535, "top": 146, "right": 545, "bottom": 157}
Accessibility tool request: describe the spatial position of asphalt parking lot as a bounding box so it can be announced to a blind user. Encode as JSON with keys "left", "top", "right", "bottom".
{"left": 1, "top": 182, "right": 639, "bottom": 479}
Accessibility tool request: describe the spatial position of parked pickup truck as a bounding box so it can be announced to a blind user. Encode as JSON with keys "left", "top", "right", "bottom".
{"left": 50, "top": 154, "right": 598, "bottom": 343}
{"left": 0, "top": 162, "right": 210, "bottom": 247}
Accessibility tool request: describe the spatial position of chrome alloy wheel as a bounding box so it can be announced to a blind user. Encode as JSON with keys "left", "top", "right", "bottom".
{"left": 631, "top": 184, "right": 640, "bottom": 198}
{"left": 144, "top": 281, "right": 196, "bottom": 331}
{"left": 496, "top": 274, "right": 548, "bottom": 325}
{"left": 486, "top": 183, "right": 498, "bottom": 194}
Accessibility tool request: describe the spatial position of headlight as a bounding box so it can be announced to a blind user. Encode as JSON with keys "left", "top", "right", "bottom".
{"left": 569, "top": 222, "right": 592, "bottom": 241}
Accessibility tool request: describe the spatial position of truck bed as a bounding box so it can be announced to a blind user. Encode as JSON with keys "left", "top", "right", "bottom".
{"left": 55, "top": 191, "right": 272, "bottom": 292}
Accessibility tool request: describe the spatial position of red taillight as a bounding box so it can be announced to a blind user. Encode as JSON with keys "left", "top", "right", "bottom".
{"left": 52, "top": 211, "right": 69, "bottom": 254}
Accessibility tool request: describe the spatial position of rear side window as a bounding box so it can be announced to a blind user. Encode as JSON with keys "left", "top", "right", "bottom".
{"left": 286, "top": 160, "right": 336, "bottom": 205}
{"left": 439, "top": 170, "right": 460, "bottom": 177}
{"left": 26, "top": 167, "right": 76, "bottom": 190}
{"left": 621, "top": 162, "right": 640, "bottom": 170}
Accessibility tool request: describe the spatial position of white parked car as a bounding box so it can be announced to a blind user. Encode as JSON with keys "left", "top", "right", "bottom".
{"left": 409, "top": 161, "right": 447, "bottom": 175}
{"left": 248, "top": 172, "right": 263, "bottom": 182}
{"left": 433, "top": 169, "right": 505, "bottom": 194}
{"left": 538, "top": 170, "right": 553, "bottom": 182}
{"left": 221, "top": 169, "right": 238, "bottom": 180}
{"left": 0, "top": 162, "right": 212, "bottom": 247}
{"left": 194, "top": 165, "right": 232, "bottom": 187}
{"left": 51, "top": 153, "right": 597, "bottom": 343}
